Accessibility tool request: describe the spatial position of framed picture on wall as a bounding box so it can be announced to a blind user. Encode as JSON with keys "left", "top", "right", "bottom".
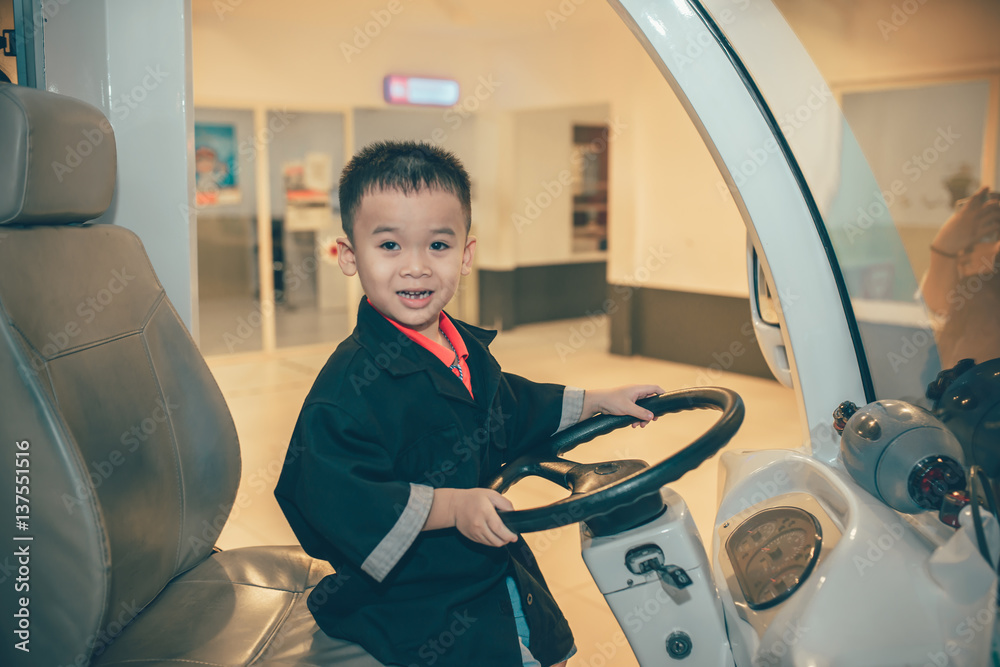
{"left": 194, "top": 123, "right": 241, "bottom": 206}
{"left": 571, "top": 124, "right": 609, "bottom": 252}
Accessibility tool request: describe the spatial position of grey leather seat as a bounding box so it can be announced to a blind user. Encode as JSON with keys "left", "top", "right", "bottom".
{"left": 0, "top": 83, "right": 384, "bottom": 667}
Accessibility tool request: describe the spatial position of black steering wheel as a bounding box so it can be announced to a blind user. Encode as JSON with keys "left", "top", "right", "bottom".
{"left": 490, "top": 387, "right": 744, "bottom": 536}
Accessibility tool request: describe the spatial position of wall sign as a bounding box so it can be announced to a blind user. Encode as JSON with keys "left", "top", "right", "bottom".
{"left": 383, "top": 75, "right": 460, "bottom": 107}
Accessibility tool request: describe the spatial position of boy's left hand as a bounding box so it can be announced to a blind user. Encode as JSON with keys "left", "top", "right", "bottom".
{"left": 582, "top": 384, "right": 665, "bottom": 428}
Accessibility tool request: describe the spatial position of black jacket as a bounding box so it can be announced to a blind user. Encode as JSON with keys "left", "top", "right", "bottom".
{"left": 275, "top": 299, "right": 574, "bottom": 666}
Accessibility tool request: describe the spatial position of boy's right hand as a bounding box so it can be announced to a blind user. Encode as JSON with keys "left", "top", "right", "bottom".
{"left": 934, "top": 185, "right": 1000, "bottom": 255}
{"left": 424, "top": 487, "right": 519, "bottom": 547}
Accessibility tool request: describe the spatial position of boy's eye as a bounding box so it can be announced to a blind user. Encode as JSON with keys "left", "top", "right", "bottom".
{"left": 379, "top": 241, "right": 399, "bottom": 251}
{"left": 430, "top": 241, "right": 450, "bottom": 251}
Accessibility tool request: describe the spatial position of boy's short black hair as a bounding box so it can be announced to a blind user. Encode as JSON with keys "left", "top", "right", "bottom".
{"left": 339, "top": 140, "right": 472, "bottom": 241}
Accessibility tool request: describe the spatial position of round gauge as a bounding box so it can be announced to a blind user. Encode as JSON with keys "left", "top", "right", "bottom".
{"left": 725, "top": 506, "right": 822, "bottom": 610}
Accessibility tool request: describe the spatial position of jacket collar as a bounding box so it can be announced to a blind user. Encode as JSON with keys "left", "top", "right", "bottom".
{"left": 352, "top": 298, "right": 500, "bottom": 406}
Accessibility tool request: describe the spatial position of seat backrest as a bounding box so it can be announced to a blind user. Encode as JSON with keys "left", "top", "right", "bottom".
{"left": 0, "top": 83, "right": 241, "bottom": 667}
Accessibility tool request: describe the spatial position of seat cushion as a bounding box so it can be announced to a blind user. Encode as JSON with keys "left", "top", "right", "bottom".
{"left": 90, "top": 545, "right": 385, "bottom": 667}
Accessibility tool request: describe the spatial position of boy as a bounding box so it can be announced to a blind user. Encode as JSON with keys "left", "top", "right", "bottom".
{"left": 275, "top": 141, "right": 662, "bottom": 667}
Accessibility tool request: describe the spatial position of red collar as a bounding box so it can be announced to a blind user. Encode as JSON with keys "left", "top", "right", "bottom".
{"left": 371, "top": 299, "right": 473, "bottom": 397}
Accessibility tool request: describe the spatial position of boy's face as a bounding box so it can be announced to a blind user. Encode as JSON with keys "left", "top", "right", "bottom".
{"left": 338, "top": 187, "right": 475, "bottom": 340}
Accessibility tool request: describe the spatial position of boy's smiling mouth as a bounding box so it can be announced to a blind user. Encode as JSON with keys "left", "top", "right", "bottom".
{"left": 398, "top": 290, "right": 433, "bottom": 300}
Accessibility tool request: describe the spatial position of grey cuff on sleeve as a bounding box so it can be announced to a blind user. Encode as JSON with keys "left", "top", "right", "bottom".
{"left": 361, "top": 483, "right": 434, "bottom": 582}
{"left": 555, "top": 386, "right": 585, "bottom": 434}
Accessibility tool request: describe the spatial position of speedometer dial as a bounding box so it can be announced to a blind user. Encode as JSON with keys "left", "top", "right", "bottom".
{"left": 725, "top": 507, "right": 822, "bottom": 610}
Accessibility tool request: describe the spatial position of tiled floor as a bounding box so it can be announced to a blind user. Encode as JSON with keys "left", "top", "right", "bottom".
{"left": 206, "top": 317, "right": 800, "bottom": 666}
{"left": 198, "top": 296, "right": 351, "bottom": 356}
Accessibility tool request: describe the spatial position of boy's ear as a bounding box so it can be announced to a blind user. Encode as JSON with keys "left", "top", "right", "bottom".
{"left": 337, "top": 237, "right": 358, "bottom": 276}
{"left": 461, "top": 235, "right": 477, "bottom": 276}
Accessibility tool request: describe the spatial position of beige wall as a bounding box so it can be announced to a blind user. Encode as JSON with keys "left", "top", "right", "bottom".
{"left": 191, "top": 0, "right": 1000, "bottom": 301}
{"left": 506, "top": 104, "right": 609, "bottom": 267}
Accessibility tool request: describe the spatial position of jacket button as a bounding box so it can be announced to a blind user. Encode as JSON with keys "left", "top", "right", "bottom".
{"left": 525, "top": 593, "right": 533, "bottom": 606}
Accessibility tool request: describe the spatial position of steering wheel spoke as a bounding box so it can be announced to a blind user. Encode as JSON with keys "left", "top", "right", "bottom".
{"left": 489, "top": 457, "right": 579, "bottom": 493}
{"left": 535, "top": 459, "right": 580, "bottom": 488}
{"left": 489, "top": 387, "right": 745, "bottom": 536}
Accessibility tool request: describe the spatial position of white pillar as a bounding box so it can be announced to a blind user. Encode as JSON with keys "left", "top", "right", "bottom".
{"left": 43, "top": 0, "right": 198, "bottom": 334}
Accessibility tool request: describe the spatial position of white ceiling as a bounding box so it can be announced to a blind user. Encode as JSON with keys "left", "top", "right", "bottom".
{"left": 189, "top": 0, "right": 1000, "bottom": 48}
{"left": 188, "top": 0, "right": 1000, "bottom": 79}
{"left": 189, "top": 0, "right": 610, "bottom": 36}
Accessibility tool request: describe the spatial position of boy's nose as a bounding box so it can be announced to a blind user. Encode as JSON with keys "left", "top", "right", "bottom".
{"left": 401, "top": 251, "right": 431, "bottom": 277}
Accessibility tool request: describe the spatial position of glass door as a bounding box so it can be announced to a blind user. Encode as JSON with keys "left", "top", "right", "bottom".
{"left": 266, "top": 110, "right": 348, "bottom": 349}
{"left": 193, "top": 108, "right": 263, "bottom": 356}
